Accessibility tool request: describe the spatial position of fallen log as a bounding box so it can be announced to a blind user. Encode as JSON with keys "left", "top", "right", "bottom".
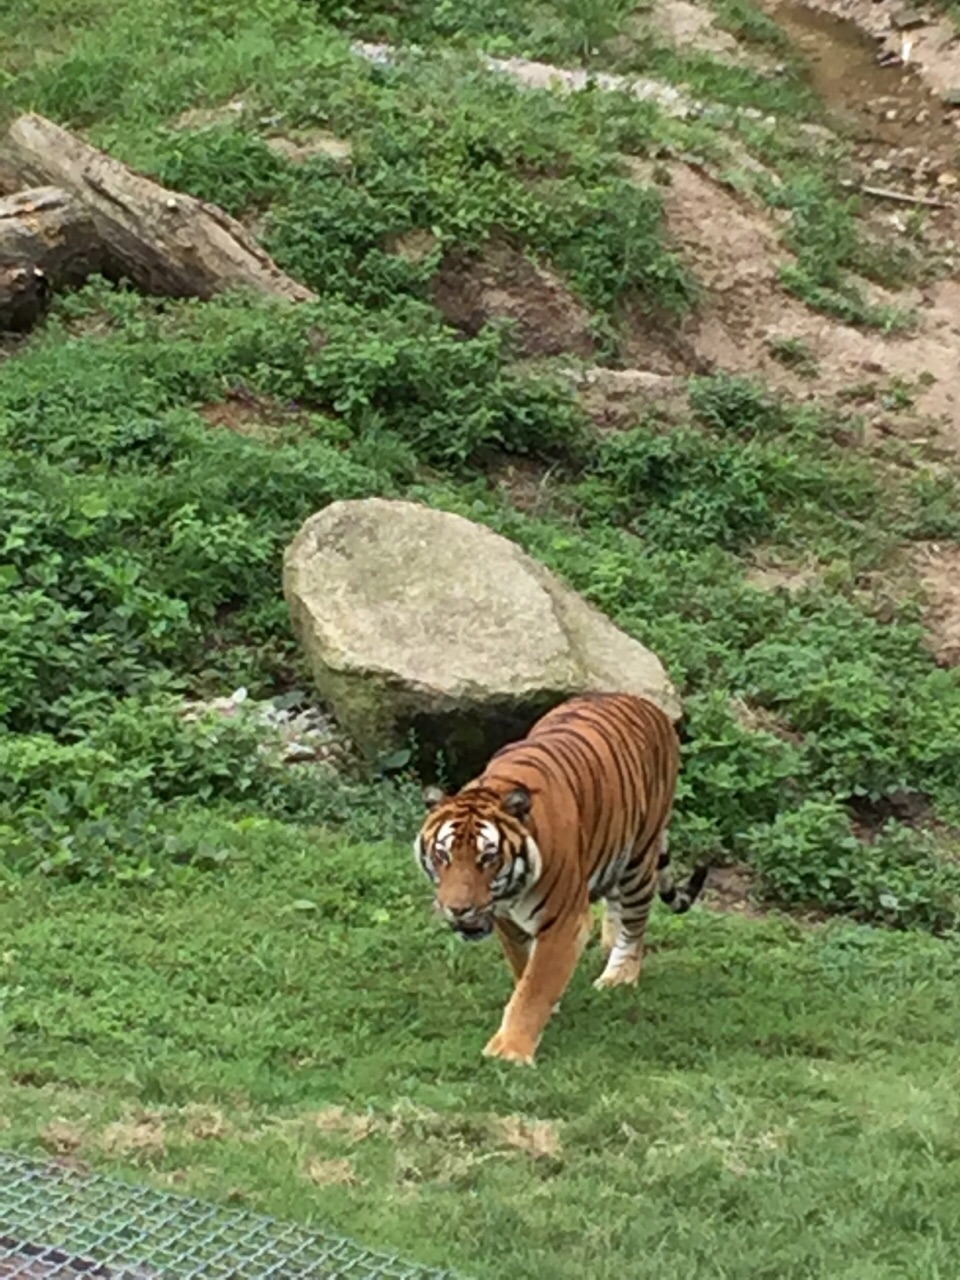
{"left": 0, "top": 156, "right": 24, "bottom": 197}
{"left": 0, "top": 185, "right": 104, "bottom": 281}
{"left": 0, "top": 185, "right": 107, "bottom": 330}
{"left": 1, "top": 112, "right": 316, "bottom": 306}
{"left": 0, "top": 263, "right": 51, "bottom": 333}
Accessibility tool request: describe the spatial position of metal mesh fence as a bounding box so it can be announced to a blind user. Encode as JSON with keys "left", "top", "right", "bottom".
{"left": 0, "top": 1151, "right": 464, "bottom": 1280}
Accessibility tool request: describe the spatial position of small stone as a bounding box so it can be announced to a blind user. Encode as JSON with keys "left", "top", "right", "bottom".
{"left": 944, "top": 89, "right": 960, "bottom": 108}
{"left": 272, "top": 689, "right": 307, "bottom": 711}
{"left": 174, "top": 99, "right": 246, "bottom": 129}
{"left": 885, "top": 109, "right": 898, "bottom": 121}
{"left": 891, "top": 7, "right": 927, "bottom": 28}
{"left": 797, "top": 122, "right": 835, "bottom": 143}
{"left": 266, "top": 132, "right": 353, "bottom": 164}
{"left": 938, "top": 172, "right": 958, "bottom": 187}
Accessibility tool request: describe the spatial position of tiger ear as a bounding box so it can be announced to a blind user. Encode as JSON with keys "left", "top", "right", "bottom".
{"left": 422, "top": 785, "right": 447, "bottom": 810}
{"left": 502, "top": 787, "right": 532, "bottom": 822}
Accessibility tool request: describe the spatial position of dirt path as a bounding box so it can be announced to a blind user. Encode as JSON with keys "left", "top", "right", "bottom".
{"left": 770, "top": 0, "right": 960, "bottom": 220}
{"left": 784, "top": 0, "right": 960, "bottom": 99}
{"left": 618, "top": 0, "right": 960, "bottom": 447}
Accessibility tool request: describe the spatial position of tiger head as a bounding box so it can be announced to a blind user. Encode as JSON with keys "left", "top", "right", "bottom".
{"left": 414, "top": 785, "right": 538, "bottom": 941}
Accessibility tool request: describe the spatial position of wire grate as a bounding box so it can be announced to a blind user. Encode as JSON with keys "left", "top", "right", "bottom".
{"left": 0, "top": 1151, "right": 465, "bottom": 1279}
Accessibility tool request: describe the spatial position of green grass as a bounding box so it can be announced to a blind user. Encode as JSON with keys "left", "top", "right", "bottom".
{"left": 2, "top": 0, "right": 960, "bottom": 1272}
{"left": 3, "top": 817, "right": 960, "bottom": 1279}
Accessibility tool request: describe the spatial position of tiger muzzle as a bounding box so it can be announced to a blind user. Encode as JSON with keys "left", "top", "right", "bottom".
{"left": 441, "top": 903, "right": 494, "bottom": 941}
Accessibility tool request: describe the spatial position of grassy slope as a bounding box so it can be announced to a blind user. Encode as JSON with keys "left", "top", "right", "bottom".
{"left": 3, "top": 818, "right": 960, "bottom": 1279}
{"left": 2, "top": 0, "right": 960, "bottom": 1276}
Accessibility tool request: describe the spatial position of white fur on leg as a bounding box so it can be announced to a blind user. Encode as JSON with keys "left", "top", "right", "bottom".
{"left": 593, "top": 934, "right": 643, "bottom": 989}
{"left": 600, "top": 900, "right": 621, "bottom": 954}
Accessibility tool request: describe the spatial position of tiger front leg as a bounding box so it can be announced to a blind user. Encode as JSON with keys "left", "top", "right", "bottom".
{"left": 493, "top": 917, "right": 532, "bottom": 982}
{"left": 483, "top": 905, "right": 591, "bottom": 1066}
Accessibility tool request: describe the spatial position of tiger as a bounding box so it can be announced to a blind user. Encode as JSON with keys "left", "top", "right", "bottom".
{"left": 414, "top": 691, "right": 708, "bottom": 1066}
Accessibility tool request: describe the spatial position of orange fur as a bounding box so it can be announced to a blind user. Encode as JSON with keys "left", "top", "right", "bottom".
{"left": 415, "top": 692, "right": 706, "bottom": 1065}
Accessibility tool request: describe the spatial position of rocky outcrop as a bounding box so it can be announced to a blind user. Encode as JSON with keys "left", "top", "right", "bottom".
{"left": 283, "top": 498, "right": 680, "bottom": 780}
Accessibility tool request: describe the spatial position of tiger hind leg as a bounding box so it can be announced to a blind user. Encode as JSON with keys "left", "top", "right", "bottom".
{"left": 594, "top": 844, "right": 660, "bottom": 990}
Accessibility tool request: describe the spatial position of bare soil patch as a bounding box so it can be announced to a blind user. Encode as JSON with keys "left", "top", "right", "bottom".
{"left": 572, "top": 366, "right": 692, "bottom": 429}
{"left": 702, "top": 863, "right": 833, "bottom": 927}
{"left": 615, "top": 0, "right": 776, "bottom": 66}
{"left": 913, "top": 540, "right": 960, "bottom": 666}
{"left": 494, "top": 1116, "right": 562, "bottom": 1159}
{"left": 487, "top": 455, "right": 562, "bottom": 514}
{"left": 623, "top": 158, "right": 960, "bottom": 444}
{"left": 174, "top": 100, "right": 247, "bottom": 130}
{"left": 303, "top": 1156, "right": 362, "bottom": 1186}
{"left": 198, "top": 389, "right": 311, "bottom": 439}
{"left": 310, "top": 1105, "right": 378, "bottom": 1142}
{"left": 769, "top": 0, "right": 960, "bottom": 258}
{"left": 100, "top": 1112, "right": 166, "bottom": 1160}
{"left": 780, "top": 0, "right": 960, "bottom": 101}
{"left": 744, "top": 561, "right": 821, "bottom": 595}
{"left": 39, "top": 1120, "right": 84, "bottom": 1157}
{"left": 702, "top": 863, "right": 767, "bottom": 918}
{"left": 265, "top": 131, "right": 353, "bottom": 164}
{"left": 432, "top": 242, "right": 597, "bottom": 358}
{"left": 847, "top": 787, "right": 932, "bottom": 837}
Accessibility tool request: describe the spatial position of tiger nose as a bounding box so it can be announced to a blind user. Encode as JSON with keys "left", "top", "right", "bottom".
{"left": 448, "top": 905, "right": 474, "bottom": 919}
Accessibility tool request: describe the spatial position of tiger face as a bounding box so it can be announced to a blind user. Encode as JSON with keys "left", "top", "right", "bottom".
{"left": 414, "top": 785, "right": 536, "bottom": 941}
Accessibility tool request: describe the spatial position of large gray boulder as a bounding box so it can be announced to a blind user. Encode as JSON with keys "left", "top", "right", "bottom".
{"left": 283, "top": 498, "right": 680, "bottom": 780}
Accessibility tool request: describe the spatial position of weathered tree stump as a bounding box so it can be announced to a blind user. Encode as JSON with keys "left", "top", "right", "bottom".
{"left": 0, "top": 112, "right": 315, "bottom": 322}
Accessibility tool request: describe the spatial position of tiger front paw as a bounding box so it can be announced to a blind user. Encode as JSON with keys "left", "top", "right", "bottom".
{"left": 482, "top": 1029, "right": 537, "bottom": 1066}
